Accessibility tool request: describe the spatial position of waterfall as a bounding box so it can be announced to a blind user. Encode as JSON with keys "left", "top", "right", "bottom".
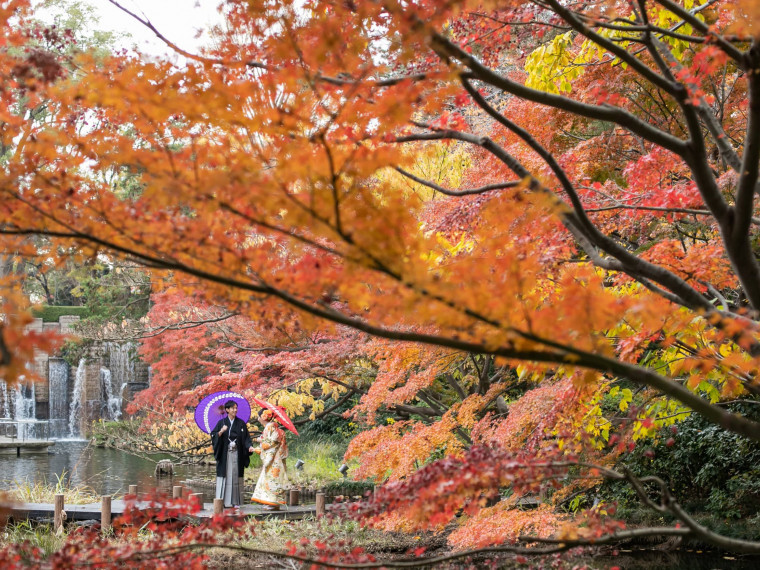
{"left": 48, "top": 359, "right": 69, "bottom": 438}
{"left": 14, "top": 381, "right": 36, "bottom": 440}
{"left": 107, "top": 342, "right": 135, "bottom": 392}
{"left": 14, "top": 382, "right": 35, "bottom": 420}
{"left": 0, "top": 378, "right": 45, "bottom": 440}
{"left": 0, "top": 381, "right": 9, "bottom": 418}
{"left": 68, "top": 358, "right": 86, "bottom": 437}
{"left": 1, "top": 343, "right": 144, "bottom": 440}
{"left": 106, "top": 342, "right": 135, "bottom": 420}
{"left": 101, "top": 367, "right": 125, "bottom": 421}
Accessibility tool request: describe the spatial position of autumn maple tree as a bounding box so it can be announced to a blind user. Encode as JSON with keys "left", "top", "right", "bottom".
{"left": 3, "top": 0, "right": 760, "bottom": 556}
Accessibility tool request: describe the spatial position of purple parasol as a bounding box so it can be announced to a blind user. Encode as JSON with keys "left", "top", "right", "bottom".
{"left": 194, "top": 391, "right": 251, "bottom": 434}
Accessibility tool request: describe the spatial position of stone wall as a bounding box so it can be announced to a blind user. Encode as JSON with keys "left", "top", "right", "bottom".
{"left": 19, "top": 315, "right": 151, "bottom": 436}
{"left": 33, "top": 350, "right": 49, "bottom": 419}
{"left": 27, "top": 317, "right": 68, "bottom": 421}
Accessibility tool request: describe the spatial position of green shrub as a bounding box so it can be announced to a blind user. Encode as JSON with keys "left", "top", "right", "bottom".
{"left": 323, "top": 479, "right": 375, "bottom": 497}
{"left": 59, "top": 338, "right": 93, "bottom": 368}
{"left": 294, "top": 394, "right": 360, "bottom": 441}
{"left": 31, "top": 305, "right": 90, "bottom": 322}
{"left": 600, "top": 401, "right": 760, "bottom": 519}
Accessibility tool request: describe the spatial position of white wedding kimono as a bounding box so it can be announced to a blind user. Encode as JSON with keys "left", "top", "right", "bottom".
{"left": 251, "top": 421, "right": 290, "bottom": 507}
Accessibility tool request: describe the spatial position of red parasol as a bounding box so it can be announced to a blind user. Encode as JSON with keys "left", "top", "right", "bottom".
{"left": 252, "top": 397, "right": 299, "bottom": 435}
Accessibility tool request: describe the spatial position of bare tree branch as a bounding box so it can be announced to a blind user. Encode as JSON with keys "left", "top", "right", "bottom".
{"left": 395, "top": 167, "right": 521, "bottom": 196}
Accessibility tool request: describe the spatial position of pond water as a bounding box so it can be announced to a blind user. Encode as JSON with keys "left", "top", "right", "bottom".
{"left": 0, "top": 441, "right": 220, "bottom": 501}
{"left": 591, "top": 550, "right": 760, "bottom": 569}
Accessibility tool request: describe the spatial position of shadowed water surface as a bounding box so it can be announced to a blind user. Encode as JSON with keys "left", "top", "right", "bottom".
{"left": 0, "top": 441, "right": 217, "bottom": 500}
{"left": 590, "top": 549, "right": 760, "bottom": 569}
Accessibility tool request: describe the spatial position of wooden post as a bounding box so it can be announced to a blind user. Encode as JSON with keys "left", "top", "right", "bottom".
{"left": 315, "top": 491, "right": 325, "bottom": 518}
{"left": 54, "top": 493, "right": 64, "bottom": 533}
{"left": 172, "top": 485, "right": 183, "bottom": 499}
{"left": 101, "top": 496, "right": 112, "bottom": 532}
{"left": 128, "top": 485, "right": 138, "bottom": 496}
{"left": 213, "top": 498, "right": 224, "bottom": 515}
{"left": 289, "top": 488, "right": 300, "bottom": 506}
{"left": 190, "top": 493, "right": 205, "bottom": 509}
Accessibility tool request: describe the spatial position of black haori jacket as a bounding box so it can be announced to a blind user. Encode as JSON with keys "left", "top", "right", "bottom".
{"left": 210, "top": 416, "right": 254, "bottom": 477}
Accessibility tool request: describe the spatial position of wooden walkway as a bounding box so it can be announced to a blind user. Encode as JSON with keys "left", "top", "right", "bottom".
{"left": 0, "top": 437, "right": 55, "bottom": 454}
{"left": 7, "top": 500, "right": 318, "bottom": 523}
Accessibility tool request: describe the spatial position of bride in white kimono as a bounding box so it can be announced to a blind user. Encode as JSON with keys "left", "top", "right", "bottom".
{"left": 251, "top": 408, "right": 290, "bottom": 510}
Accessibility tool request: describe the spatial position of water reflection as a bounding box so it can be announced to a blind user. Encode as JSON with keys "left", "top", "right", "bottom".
{"left": 0, "top": 441, "right": 217, "bottom": 501}
{"left": 594, "top": 550, "right": 760, "bottom": 569}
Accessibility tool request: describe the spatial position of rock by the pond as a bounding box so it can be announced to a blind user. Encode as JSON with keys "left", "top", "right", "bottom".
{"left": 154, "top": 459, "right": 174, "bottom": 477}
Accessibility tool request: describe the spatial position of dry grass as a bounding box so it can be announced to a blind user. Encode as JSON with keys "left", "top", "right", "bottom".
{"left": 4, "top": 471, "right": 99, "bottom": 505}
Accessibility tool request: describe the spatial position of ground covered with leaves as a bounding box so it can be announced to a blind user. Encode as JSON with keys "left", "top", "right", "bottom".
{"left": 2, "top": 498, "right": 760, "bottom": 569}
{"left": 201, "top": 517, "right": 760, "bottom": 569}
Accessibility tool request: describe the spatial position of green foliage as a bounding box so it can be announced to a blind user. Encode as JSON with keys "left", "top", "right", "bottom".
{"left": 295, "top": 395, "right": 359, "bottom": 440}
{"left": 71, "top": 265, "right": 151, "bottom": 325}
{"left": 91, "top": 419, "right": 138, "bottom": 448}
{"left": 335, "top": 420, "right": 362, "bottom": 441}
{"left": 0, "top": 521, "right": 66, "bottom": 557}
{"left": 606, "top": 386, "right": 634, "bottom": 412}
{"left": 322, "top": 479, "right": 375, "bottom": 497}
{"left": 704, "top": 468, "right": 760, "bottom": 519}
{"left": 31, "top": 305, "right": 90, "bottom": 322}
{"left": 288, "top": 436, "right": 350, "bottom": 485}
{"left": 110, "top": 164, "right": 147, "bottom": 201}
{"left": 34, "top": 0, "right": 127, "bottom": 60}
{"left": 22, "top": 257, "right": 86, "bottom": 306}
{"left": 58, "top": 338, "right": 90, "bottom": 368}
{"left": 602, "top": 402, "right": 760, "bottom": 519}
{"left": 24, "top": 258, "right": 150, "bottom": 326}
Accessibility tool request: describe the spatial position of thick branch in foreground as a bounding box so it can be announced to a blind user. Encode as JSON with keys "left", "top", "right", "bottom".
{"left": 396, "top": 126, "right": 714, "bottom": 314}
{"left": 2, "top": 224, "right": 759, "bottom": 442}
{"left": 430, "top": 34, "right": 690, "bottom": 156}
{"left": 74, "top": 528, "right": 693, "bottom": 569}
{"left": 652, "top": 0, "right": 745, "bottom": 63}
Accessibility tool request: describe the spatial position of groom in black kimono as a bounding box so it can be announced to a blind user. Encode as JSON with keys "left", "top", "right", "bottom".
{"left": 210, "top": 400, "right": 254, "bottom": 508}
